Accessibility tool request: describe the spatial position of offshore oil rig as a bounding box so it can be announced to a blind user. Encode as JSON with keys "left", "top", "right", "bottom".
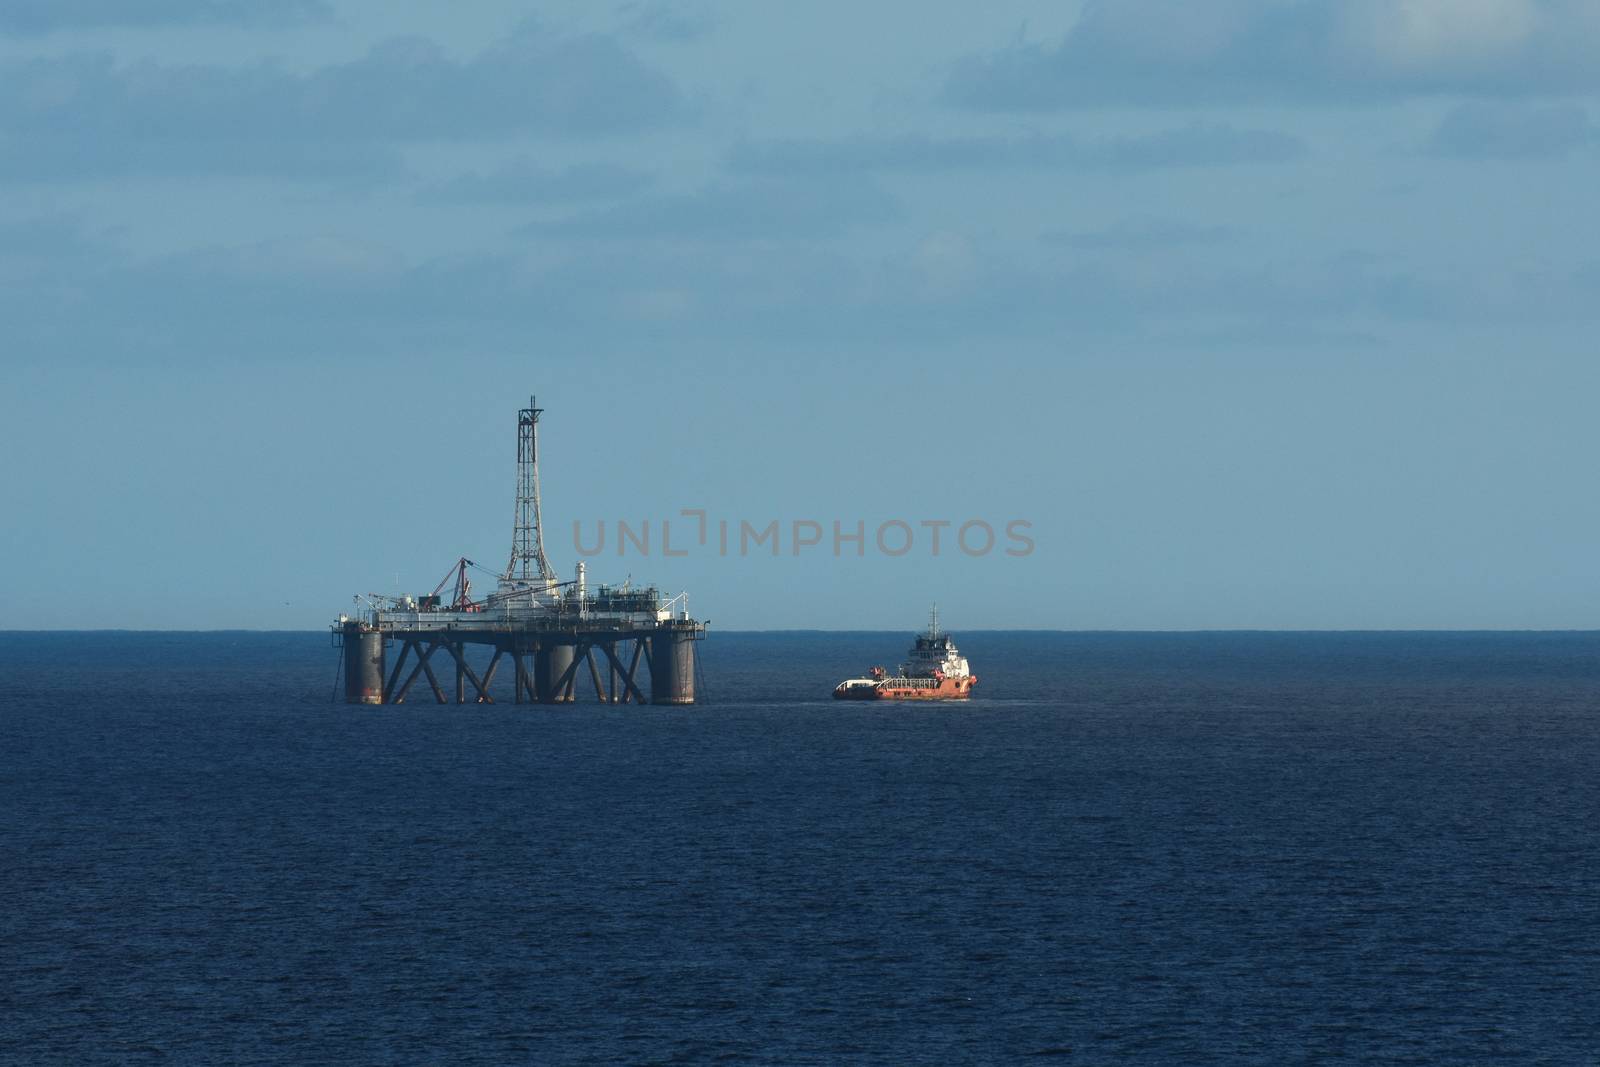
{"left": 333, "top": 396, "right": 706, "bottom": 706}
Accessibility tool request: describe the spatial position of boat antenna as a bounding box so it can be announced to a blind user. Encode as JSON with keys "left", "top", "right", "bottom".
{"left": 929, "top": 603, "right": 939, "bottom": 638}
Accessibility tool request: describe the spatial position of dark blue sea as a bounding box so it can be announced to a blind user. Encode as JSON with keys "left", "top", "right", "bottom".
{"left": 3, "top": 631, "right": 1598, "bottom": 1064}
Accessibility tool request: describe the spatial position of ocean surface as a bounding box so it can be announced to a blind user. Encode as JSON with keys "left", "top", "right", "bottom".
{"left": 2, "top": 630, "right": 1598, "bottom": 1064}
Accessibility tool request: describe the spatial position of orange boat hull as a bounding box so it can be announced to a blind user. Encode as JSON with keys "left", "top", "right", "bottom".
{"left": 872, "top": 676, "right": 977, "bottom": 700}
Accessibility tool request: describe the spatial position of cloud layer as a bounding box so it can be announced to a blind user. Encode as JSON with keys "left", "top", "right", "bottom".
{"left": 947, "top": 0, "right": 1600, "bottom": 109}
{"left": 419, "top": 161, "right": 656, "bottom": 204}
{"left": 522, "top": 176, "right": 901, "bottom": 242}
{"left": 729, "top": 125, "right": 1305, "bottom": 174}
{"left": 13, "top": 203, "right": 1599, "bottom": 372}
{"left": 1429, "top": 100, "right": 1598, "bottom": 158}
{"left": 1042, "top": 218, "right": 1240, "bottom": 250}
{"left": 0, "top": 0, "right": 329, "bottom": 33}
{"left": 0, "top": 26, "right": 680, "bottom": 180}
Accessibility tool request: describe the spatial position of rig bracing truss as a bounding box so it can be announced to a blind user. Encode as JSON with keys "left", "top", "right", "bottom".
{"left": 379, "top": 632, "right": 653, "bottom": 706}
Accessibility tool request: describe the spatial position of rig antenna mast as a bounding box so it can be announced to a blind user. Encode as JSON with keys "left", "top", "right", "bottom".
{"left": 507, "top": 395, "right": 556, "bottom": 582}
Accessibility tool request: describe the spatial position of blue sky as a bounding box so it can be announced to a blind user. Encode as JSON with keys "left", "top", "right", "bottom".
{"left": 3, "top": 0, "right": 1598, "bottom": 630}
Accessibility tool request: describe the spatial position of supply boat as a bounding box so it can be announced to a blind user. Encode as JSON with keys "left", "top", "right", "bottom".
{"left": 833, "top": 608, "right": 977, "bottom": 701}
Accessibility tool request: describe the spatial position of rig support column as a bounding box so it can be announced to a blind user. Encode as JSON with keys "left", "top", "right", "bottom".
{"left": 535, "top": 642, "right": 576, "bottom": 704}
{"left": 342, "top": 622, "right": 385, "bottom": 706}
{"left": 650, "top": 623, "right": 698, "bottom": 705}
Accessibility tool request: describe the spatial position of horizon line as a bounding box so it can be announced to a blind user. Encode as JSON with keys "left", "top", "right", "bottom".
{"left": 2, "top": 627, "right": 1597, "bottom": 636}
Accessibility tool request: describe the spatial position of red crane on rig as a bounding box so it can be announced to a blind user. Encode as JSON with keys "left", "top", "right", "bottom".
{"left": 428, "top": 557, "right": 481, "bottom": 613}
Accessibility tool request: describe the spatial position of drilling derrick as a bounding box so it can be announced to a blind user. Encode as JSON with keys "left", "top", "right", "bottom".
{"left": 507, "top": 395, "right": 556, "bottom": 584}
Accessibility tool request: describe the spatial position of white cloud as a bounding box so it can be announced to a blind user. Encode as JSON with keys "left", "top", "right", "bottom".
{"left": 1341, "top": 0, "right": 1542, "bottom": 69}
